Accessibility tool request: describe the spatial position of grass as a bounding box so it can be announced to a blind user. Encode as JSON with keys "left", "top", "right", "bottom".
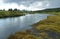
{"left": 8, "top": 31, "right": 43, "bottom": 39}
{"left": 8, "top": 12, "right": 60, "bottom": 39}
{"left": 0, "top": 11, "right": 25, "bottom": 18}
{"left": 33, "top": 15, "right": 60, "bottom": 39}
{"left": 33, "top": 15, "right": 60, "bottom": 32}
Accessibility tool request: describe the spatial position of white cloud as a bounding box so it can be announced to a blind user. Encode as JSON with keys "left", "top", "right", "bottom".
{"left": 19, "top": 5, "right": 27, "bottom": 10}
{"left": 0, "top": 0, "right": 49, "bottom": 11}
{"left": 0, "top": 0, "right": 27, "bottom": 10}
{"left": 27, "top": 1, "right": 49, "bottom": 11}
{"left": 0, "top": 0, "right": 60, "bottom": 11}
{"left": 0, "top": 2, "right": 26, "bottom": 10}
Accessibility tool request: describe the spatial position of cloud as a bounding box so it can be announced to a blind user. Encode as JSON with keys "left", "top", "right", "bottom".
{"left": 3, "top": 0, "right": 44, "bottom": 6}
{"left": 3, "top": 0, "right": 44, "bottom": 3}
{"left": 0, "top": 3, "right": 27, "bottom": 10}
{"left": 0, "top": 0, "right": 60, "bottom": 11}
{"left": 47, "top": 0, "right": 60, "bottom": 8}
{"left": 0, "top": 0, "right": 27, "bottom": 10}
{"left": 0, "top": 0, "right": 49, "bottom": 11}
{"left": 27, "top": 1, "right": 49, "bottom": 11}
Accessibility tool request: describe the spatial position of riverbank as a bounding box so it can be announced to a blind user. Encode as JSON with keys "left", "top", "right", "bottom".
{"left": 0, "top": 11, "right": 25, "bottom": 18}
{"left": 33, "top": 15, "right": 60, "bottom": 32}
{"left": 32, "top": 15, "right": 60, "bottom": 39}
{"left": 8, "top": 13, "right": 60, "bottom": 39}
{"left": 30, "top": 12, "right": 60, "bottom": 15}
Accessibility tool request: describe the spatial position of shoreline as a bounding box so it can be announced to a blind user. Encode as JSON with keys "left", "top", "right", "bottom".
{"left": 8, "top": 14, "right": 60, "bottom": 39}
{"left": 0, "top": 11, "right": 25, "bottom": 18}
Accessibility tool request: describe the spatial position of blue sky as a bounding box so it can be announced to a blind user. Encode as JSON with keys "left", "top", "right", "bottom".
{"left": 0, "top": 0, "right": 60, "bottom": 11}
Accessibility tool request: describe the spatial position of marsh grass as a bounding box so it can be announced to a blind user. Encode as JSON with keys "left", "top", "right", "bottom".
{"left": 8, "top": 12, "right": 60, "bottom": 39}
{"left": 0, "top": 11, "right": 25, "bottom": 18}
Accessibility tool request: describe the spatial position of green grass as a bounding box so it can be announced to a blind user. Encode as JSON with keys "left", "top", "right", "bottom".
{"left": 0, "top": 11, "right": 25, "bottom": 18}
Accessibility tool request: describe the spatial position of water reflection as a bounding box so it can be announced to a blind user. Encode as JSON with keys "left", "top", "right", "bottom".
{"left": 0, "top": 14, "right": 50, "bottom": 39}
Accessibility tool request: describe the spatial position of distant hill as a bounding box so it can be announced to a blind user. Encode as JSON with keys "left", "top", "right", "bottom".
{"left": 32, "top": 8, "right": 60, "bottom": 13}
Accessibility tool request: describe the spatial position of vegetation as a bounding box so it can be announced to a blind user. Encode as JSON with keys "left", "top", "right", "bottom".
{"left": 8, "top": 30, "right": 43, "bottom": 39}
{"left": 0, "top": 7, "right": 59, "bottom": 39}
{"left": 0, "top": 8, "right": 60, "bottom": 18}
{"left": 0, "top": 9, "right": 26, "bottom": 18}
{"left": 8, "top": 12, "right": 60, "bottom": 39}
{"left": 30, "top": 8, "right": 60, "bottom": 14}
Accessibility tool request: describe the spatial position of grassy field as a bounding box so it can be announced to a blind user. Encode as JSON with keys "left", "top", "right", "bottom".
{"left": 8, "top": 12, "right": 60, "bottom": 39}
{"left": 32, "top": 15, "right": 60, "bottom": 39}
{"left": 0, "top": 11, "right": 25, "bottom": 18}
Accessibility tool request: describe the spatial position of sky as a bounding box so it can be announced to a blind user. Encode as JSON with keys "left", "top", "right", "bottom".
{"left": 0, "top": 0, "right": 60, "bottom": 11}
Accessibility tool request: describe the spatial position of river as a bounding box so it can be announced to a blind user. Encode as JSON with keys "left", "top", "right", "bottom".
{"left": 0, "top": 14, "right": 50, "bottom": 39}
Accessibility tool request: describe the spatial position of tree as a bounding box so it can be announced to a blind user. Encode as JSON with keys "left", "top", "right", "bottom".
{"left": 14, "top": 8, "right": 18, "bottom": 11}
{"left": 8, "top": 9, "right": 13, "bottom": 11}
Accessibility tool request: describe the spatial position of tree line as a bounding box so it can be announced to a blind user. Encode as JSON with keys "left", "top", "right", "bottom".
{"left": 0, "top": 8, "right": 27, "bottom": 12}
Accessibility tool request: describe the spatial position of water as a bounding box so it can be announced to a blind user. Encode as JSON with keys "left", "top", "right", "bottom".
{"left": 0, "top": 14, "right": 50, "bottom": 39}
